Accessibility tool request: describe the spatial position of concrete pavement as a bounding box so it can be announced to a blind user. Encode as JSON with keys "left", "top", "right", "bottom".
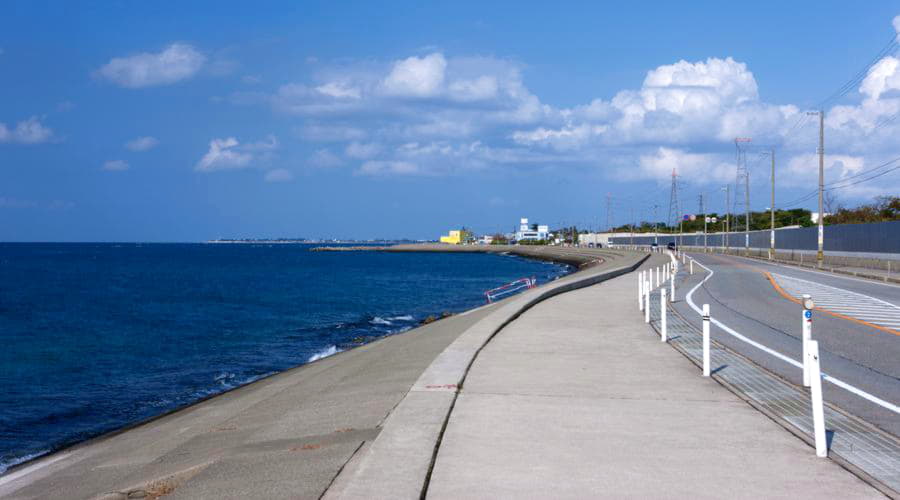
{"left": 424, "top": 264, "right": 880, "bottom": 498}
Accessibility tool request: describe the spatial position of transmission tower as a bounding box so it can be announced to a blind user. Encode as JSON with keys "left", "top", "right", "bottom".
{"left": 734, "top": 138, "right": 752, "bottom": 252}
{"left": 667, "top": 168, "right": 680, "bottom": 231}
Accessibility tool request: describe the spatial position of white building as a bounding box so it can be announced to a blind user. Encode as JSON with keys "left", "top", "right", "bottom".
{"left": 810, "top": 212, "right": 830, "bottom": 224}
{"left": 515, "top": 218, "right": 549, "bottom": 242}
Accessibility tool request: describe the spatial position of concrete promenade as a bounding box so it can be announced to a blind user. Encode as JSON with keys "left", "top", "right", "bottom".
{"left": 422, "top": 266, "right": 879, "bottom": 498}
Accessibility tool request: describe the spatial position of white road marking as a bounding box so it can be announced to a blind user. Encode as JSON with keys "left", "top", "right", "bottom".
{"left": 769, "top": 272, "right": 900, "bottom": 332}
{"left": 728, "top": 253, "right": 900, "bottom": 290}
{"left": 682, "top": 254, "right": 900, "bottom": 415}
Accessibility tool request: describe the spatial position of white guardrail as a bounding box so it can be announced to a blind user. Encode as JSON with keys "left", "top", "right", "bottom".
{"left": 639, "top": 248, "right": 900, "bottom": 458}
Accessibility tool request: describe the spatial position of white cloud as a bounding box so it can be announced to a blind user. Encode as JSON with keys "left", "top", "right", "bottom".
{"left": 785, "top": 153, "right": 867, "bottom": 190}
{"left": 264, "top": 168, "right": 293, "bottom": 182}
{"left": 242, "top": 135, "right": 279, "bottom": 152}
{"left": 356, "top": 160, "right": 420, "bottom": 175}
{"left": 345, "top": 141, "right": 381, "bottom": 159}
{"left": 316, "top": 81, "right": 361, "bottom": 99}
{"left": 628, "top": 147, "right": 733, "bottom": 184}
{"left": 196, "top": 138, "right": 251, "bottom": 171}
{"left": 273, "top": 83, "right": 365, "bottom": 114}
{"left": 125, "top": 136, "right": 159, "bottom": 151}
{"left": 103, "top": 160, "right": 130, "bottom": 171}
{"left": 382, "top": 53, "right": 447, "bottom": 97}
{"left": 309, "top": 149, "right": 344, "bottom": 168}
{"left": 227, "top": 14, "right": 900, "bottom": 193}
{"left": 0, "top": 116, "right": 54, "bottom": 144}
{"left": 298, "top": 124, "right": 367, "bottom": 142}
{"left": 448, "top": 75, "right": 498, "bottom": 101}
{"left": 96, "top": 43, "right": 206, "bottom": 88}
{"left": 859, "top": 57, "right": 900, "bottom": 101}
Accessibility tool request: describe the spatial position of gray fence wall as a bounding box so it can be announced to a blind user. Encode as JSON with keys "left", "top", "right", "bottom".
{"left": 608, "top": 220, "right": 900, "bottom": 254}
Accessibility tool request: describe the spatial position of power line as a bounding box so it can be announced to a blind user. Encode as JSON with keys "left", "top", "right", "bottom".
{"left": 815, "top": 34, "right": 899, "bottom": 110}
{"left": 776, "top": 31, "right": 898, "bottom": 149}
{"left": 781, "top": 155, "right": 900, "bottom": 208}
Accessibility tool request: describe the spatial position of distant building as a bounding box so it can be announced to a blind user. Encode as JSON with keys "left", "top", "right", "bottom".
{"left": 440, "top": 230, "right": 463, "bottom": 244}
{"left": 515, "top": 218, "right": 549, "bottom": 242}
{"left": 479, "top": 235, "right": 494, "bottom": 245}
{"left": 810, "top": 212, "right": 830, "bottom": 224}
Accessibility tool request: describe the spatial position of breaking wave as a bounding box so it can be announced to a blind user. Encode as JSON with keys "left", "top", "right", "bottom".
{"left": 308, "top": 345, "right": 341, "bottom": 362}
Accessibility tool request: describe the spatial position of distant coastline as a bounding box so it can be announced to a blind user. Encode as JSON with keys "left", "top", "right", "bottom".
{"left": 206, "top": 238, "right": 429, "bottom": 244}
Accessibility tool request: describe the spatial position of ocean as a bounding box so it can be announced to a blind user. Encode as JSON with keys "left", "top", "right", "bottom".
{"left": 0, "top": 243, "right": 570, "bottom": 472}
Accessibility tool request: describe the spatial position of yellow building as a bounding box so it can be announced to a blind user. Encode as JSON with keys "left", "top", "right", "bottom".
{"left": 440, "top": 230, "right": 462, "bottom": 244}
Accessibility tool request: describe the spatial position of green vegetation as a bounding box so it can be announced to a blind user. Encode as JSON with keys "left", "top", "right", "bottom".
{"left": 825, "top": 196, "right": 900, "bottom": 225}
{"left": 489, "top": 233, "right": 510, "bottom": 245}
{"left": 610, "top": 208, "right": 813, "bottom": 234}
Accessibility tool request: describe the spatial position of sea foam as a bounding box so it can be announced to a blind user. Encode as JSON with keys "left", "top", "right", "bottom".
{"left": 308, "top": 345, "right": 340, "bottom": 362}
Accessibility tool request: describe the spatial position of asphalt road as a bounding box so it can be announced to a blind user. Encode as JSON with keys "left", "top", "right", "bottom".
{"left": 668, "top": 252, "right": 900, "bottom": 437}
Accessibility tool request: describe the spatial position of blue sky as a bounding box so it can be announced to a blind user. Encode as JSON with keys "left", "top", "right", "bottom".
{"left": 2, "top": 1, "right": 900, "bottom": 241}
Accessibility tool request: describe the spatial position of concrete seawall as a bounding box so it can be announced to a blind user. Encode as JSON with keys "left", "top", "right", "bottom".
{"left": 1, "top": 246, "right": 643, "bottom": 499}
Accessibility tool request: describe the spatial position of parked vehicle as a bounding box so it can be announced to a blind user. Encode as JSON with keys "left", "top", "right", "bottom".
{"left": 667, "top": 242, "right": 677, "bottom": 251}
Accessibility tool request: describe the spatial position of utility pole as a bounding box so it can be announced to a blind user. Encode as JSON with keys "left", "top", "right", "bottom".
{"left": 817, "top": 110, "right": 825, "bottom": 268}
{"left": 734, "top": 138, "right": 752, "bottom": 256}
{"left": 700, "top": 194, "right": 707, "bottom": 253}
{"left": 653, "top": 204, "right": 659, "bottom": 245}
{"left": 770, "top": 148, "right": 776, "bottom": 260}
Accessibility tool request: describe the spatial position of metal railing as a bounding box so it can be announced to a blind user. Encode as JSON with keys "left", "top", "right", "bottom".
{"left": 485, "top": 277, "right": 536, "bottom": 303}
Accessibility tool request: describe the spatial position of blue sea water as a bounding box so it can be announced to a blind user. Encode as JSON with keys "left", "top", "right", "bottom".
{"left": 0, "top": 243, "right": 570, "bottom": 472}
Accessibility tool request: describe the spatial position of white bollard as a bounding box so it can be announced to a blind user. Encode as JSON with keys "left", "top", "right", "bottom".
{"left": 682, "top": 253, "right": 686, "bottom": 264}
{"left": 670, "top": 268, "right": 675, "bottom": 302}
{"left": 638, "top": 272, "right": 644, "bottom": 311}
{"left": 644, "top": 280, "right": 651, "bottom": 323}
{"left": 802, "top": 294, "right": 813, "bottom": 387}
{"left": 660, "top": 288, "right": 667, "bottom": 342}
{"left": 808, "top": 340, "right": 827, "bottom": 457}
{"left": 656, "top": 266, "right": 660, "bottom": 288}
{"left": 702, "top": 304, "right": 711, "bottom": 376}
{"left": 690, "top": 259, "right": 694, "bottom": 275}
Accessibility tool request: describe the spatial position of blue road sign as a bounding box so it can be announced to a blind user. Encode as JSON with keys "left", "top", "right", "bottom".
{"left": 804, "top": 310, "right": 812, "bottom": 319}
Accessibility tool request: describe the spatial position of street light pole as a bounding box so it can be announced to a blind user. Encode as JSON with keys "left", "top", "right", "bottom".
{"left": 770, "top": 148, "right": 776, "bottom": 260}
